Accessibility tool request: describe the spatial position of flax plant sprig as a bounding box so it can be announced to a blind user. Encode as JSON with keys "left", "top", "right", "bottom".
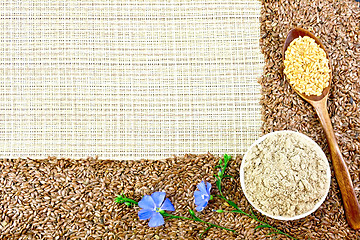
{"left": 115, "top": 154, "right": 297, "bottom": 239}
{"left": 115, "top": 192, "right": 236, "bottom": 238}
{"left": 214, "top": 154, "right": 297, "bottom": 240}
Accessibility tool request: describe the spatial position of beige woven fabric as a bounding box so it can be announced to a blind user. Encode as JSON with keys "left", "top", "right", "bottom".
{"left": 0, "top": 0, "right": 263, "bottom": 160}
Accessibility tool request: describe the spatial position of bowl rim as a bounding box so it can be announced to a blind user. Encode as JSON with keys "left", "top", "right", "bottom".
{"left": 239, "top": 130, "right": 331, "bottom": 221}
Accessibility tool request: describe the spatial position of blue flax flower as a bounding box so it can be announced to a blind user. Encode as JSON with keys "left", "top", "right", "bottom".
{"left": 194, "top": 181, "right": 212, "bottom": 212}
{"left": 138, "top": 192, "right": 175, "bottom": 227}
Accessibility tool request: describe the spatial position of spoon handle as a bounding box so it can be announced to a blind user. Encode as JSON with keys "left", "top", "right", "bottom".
{"left": 313, "top": 99, "right": 360, "bottom": 230}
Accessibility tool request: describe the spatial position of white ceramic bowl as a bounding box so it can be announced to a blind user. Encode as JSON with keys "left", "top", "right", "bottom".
{"left": 239, "top": 130, "right": 331, "bottom": 221}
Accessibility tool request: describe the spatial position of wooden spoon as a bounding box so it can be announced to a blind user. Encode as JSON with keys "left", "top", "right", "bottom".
{"left": 282, "top": 27, "right": 360, "bottom": 230}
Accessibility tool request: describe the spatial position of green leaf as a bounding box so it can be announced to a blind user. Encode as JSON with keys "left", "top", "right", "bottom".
{"left": 161, "top": 212, "right": 180, "bottom": 220}
{"left": 115, "top": 195, "right": 128, "bottom": 203}
{"left": 215, "top": 194, "right": 226, "bottom": 201}
{"left": 223, "top": 175, "right": 234, "bottom": 179}
{"left": 249, "top": 207, "right": 258, "bottom": 220}
{"left": 226, "top": 199, "right": 240, "bottom": 210}
{"left": 255, "top": 224, "right": 270, "bottom": 230}
{"left": 231, "top": 209, "right": 247, "bottom": 215}
{"left": 222, "top": 154, "right": 231, "bottom": 173}
{"left": 219, "top": 158, "right": 223, "bottom": 165}
{"left": 223, "top": 154, "right": 231, "bottom": 163}
{"left": 199, "top": 226, "right": 213, "bottom": 239}
{"left": 115, "top": 195, "right": 138, "bottom": 205}
{"left": 115, "top": 195, "right": 123, "bottom": 203}
{"left": 215, "top": 175, "right": 222, "bottom": 193}
{"left": 189, "top": 209, "right": 201, "bottom": 221}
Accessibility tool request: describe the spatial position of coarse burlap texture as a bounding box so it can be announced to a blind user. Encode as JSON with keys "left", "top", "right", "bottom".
{"left": 0, "top": 1, "right": 264, "bottom": 160}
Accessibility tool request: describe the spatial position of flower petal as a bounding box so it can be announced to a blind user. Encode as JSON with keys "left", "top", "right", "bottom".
{"left": 206, "top": 182, "right": 212, "bottom": 195}
{"left": 194, "top": 190, "right": 205, "bottom": 205}
{"left": 160, "top": 198, "right": 175, "bottom": 211}
{"left": 195, "top": 205, "right": 204, "bottom": 212}
{"left": 197, "top": 181, "right": 207, "bottom": 194}
{"left": 138, "top": 195, "right": 156, "bottom": 210}
{"left": 195, "top": 201, "right": 207, "bottom": 212}
{"left": 148, "top": 212, "right": 164, "bottom": 227}
{"left": 138, "top": 208, "right": 154, "bottom": 220}
{"left": 151, "top": 192, "right": 166, "bottom": 208}
{"left": 202, "top": 200, "right": 209, "bottom": 209}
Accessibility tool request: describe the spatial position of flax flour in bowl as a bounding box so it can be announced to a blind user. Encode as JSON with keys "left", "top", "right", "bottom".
{"left": 240, "top": 130, "right": 331, "bottom": 220}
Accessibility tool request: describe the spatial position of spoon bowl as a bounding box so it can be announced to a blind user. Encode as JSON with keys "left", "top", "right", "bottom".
{"left": 283, "top": 27, "right": 360, "bottom": 230}
{"left": 282, "top": 27, "right": 331, "bottom": 102}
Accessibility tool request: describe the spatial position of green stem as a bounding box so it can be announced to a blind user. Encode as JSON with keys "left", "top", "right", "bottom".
{"left": 115, "top": 195, "right": 236, "bottom": 237}
{"left": 215, "top": 154, "right": 298, "bottom": 240}
{"left": 124, "top": 198, "right": 138, "bottom": 205}
{"left": 254, "top": 218, "right": 296, "bottom": 240}
{"left": 161, "top": 212, "right": 236, "bottom": 233}
{"left": 262, "top": 224, "right": 296, "bottom": 240}
{"left": 115, "top": 195, "right": 138, "bottom": 205}
{"left": 218, "top": 198, "right": 297, "bottom": 240}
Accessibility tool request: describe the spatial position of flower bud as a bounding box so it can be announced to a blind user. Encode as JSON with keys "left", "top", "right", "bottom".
{"left": 218, "top": 169, "right": 223, "bottom": 177}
